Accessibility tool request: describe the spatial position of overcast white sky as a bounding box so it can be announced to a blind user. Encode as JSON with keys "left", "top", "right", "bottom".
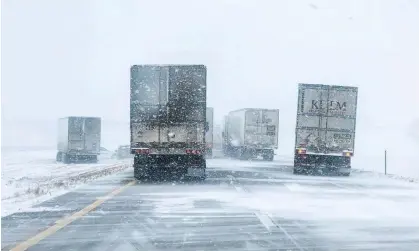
{"left": 2, "top": 0, "right": 419, "bottom": 159}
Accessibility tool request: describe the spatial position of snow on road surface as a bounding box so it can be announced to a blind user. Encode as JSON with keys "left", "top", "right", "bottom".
{"left": 1, "top": 149, "right": 132, "bottom": 216}
{"left": 146, "top": 161, "right": 419, "bottom": 249}
{"left": 2, "top": 158, "right": 419, "bottom": 250}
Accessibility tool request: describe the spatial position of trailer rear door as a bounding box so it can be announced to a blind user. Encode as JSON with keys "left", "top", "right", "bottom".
{"left": 296, "top": 84, "right": 358, "bottom": 154}
{"left": 83, "top": 118, "right": 101, "bottom": 154}
{"left": 244, "top": 109, "right": 279, "bottom": 148}
{"left": 130, "top": 65, "right": 207, "bottom": 149}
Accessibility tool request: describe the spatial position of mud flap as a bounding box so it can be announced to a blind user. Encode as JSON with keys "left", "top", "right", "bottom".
{"left": 186, "top": 167, "right": 205, "bottom": 177}
{"left": 338, "top": 167, "right": 351, "bottom": 176}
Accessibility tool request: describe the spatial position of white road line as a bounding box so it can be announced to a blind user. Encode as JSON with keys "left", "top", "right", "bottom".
{"left": 228, "top": 174, "right": 305, "bottom": 250}
{"left": 254, "top": 212, "right": 276, "bottom": 231}
{"left": 255, "top": 212, "right": 305, "bottom": 251}
{"left": 228, "top": 175, "right": 304, "bottom": 251}
{"left": 227, "top": 174, "right": 247, "bottom": 193}
{"left": 275, "top": 221, "right": 305, "bottom": 251}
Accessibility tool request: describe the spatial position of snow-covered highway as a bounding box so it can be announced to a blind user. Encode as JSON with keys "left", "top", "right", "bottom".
{"left": 2, "top": 157, "right": 419, "bottom": 250}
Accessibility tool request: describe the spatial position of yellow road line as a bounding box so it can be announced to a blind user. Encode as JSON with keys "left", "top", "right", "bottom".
{"left": 10, "top": 180, "right": 137, "bottom": 251}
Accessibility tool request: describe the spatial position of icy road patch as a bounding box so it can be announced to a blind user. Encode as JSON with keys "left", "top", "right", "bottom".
{"left": 1, "top": 149, "right": 131, "bottom": 216}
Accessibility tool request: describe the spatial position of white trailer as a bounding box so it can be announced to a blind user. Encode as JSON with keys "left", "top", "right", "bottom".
{"left": 223, "top": 108, "right": 279, "bottom": 161}
{"left": 130, "top": 65, "right": 207, "bottom": 180}
{"left": 56, "top": 116, "right": 101, "bottom": 163}
{"left": 212, "top": 124, "right": 224, "bottom": 158}
{"left": 294, "top": 83, "right": 358, "bottom": 176}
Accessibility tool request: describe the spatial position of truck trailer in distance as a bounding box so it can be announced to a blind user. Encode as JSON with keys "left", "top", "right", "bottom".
{"left": 294, "top": 83, "right": 358, "bottom": 176}
{"left": 205, "top": 107, "right": 214, "bottom": 158}
{"left": 212, "top": 124, "right": 224, "bottom": 158}
{"left": 223, "top": 108, "right": 279, "bottom": 161}
{"left": 56, "top": 116, "right": 101, "bottom": 163}
{"left": 115, "top": 145, "right": 133, "bottom": 159}
{"left": 130, "top": 65, "right": 207, "bottom": 180}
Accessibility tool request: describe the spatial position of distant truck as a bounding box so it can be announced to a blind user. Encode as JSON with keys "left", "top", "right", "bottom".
{"left": 212, "top": 124, "right": 224, "bottom": 158}
{"left": 205, "top": 107, "right": 214, "bottom": 158}
{"left": 294, "top": 83, "right": 358, "bottom": 176}
{"left": 115, "top": 145, "right": 133, "bottom": 159}
{"left": 223, "top": 108, "right": 279, "bottom": 161}
{"left": 130, "top": 65, "right": 207, "bottom": 180}
{"left": 56, "top": 116, "right": 101, "bottom": 163}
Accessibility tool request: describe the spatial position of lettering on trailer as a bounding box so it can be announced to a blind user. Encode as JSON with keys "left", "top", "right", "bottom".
{"left": 310, "top": 100, "right": 347, "bottom": 114}
{"left": 333, "top": 133, "right": 352, "bottom": 144}
{"left": 252, "top": 113, "right": 273, "bottom": 124}
{"left": 266, "top": 125, "right": 276, "bottom": 136}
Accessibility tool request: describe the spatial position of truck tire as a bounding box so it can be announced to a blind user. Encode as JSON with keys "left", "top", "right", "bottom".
{"left": 56, "top": 152, "right": 62, "bottom": 162}
{"left": 200, "top": 158, "right": 207, "bottom": 180}
{"left": 62, "top": 153, "right": 69, "bottom": 164}
{"left": 134, "top": 155, "right": 149, "bottom": 181}
{"left": 91, "top": 155, "right": 98, "bottom": 163}
{"left": 134, "top": 166, "right": 145, "bottom": 180}
{"left": 263, "top": 154, "right": 274, "bottom": 161}
{"left": 238, "top": 148, "right": 249, "bottom": 160}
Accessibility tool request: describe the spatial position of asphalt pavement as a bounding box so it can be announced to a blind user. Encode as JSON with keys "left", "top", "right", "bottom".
{"left": 2, "top": 159, "right": 419, "bottom": 251}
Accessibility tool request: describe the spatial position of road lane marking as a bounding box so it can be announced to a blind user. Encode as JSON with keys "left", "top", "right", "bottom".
{"left": 254, "top": 212, "right": 276, "bottom": 231}
{"left": 10, "top": 180, "right": 137, "bottom": 251}
{"left": 227, "top": 174, "right": 248, "bottom": 192}
{"left": 228, "top": 174, "right": 305, "bottom": 250}
{"left": 275, "top": 220, "right": 305, "bottom": 251}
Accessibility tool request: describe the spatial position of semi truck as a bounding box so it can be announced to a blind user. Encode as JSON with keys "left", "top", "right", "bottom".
{"left": 293, "top": 83, "right": 358, "bottom": 176}
{"left": 223, "top": 108, "right": 279, "bottom": 161}
{"left": 115, "top": 145, "right": 133, "bottom": 159}
{"left": 205, "top": 107, "right": 214, "bottom": 158}
{"left": 130, "top": 65, "right": 207, "bottom": 180}
{"left": 56, "top": 116, "right": 101, "bottom": 163}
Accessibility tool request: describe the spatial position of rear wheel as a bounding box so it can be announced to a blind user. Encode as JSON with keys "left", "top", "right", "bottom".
{"left": 56, "top": 152, "right": 62, "bottom": 162}
{"left": 90, "top": 155, "right": 98, "bottom": 163}
{"left": 238, "top": 148, "right": 251, "bottom": 160}
{"left": 134, "top": 155, "right": 150, "bottom": 181}
{"left": 206, "top": 149, "right": 213, "bottom": 159}
{"left": 62, "top": 153, "right": 69, "bottom": 164}
{"left": 263, "top": 154, "right": 274, "bottom": 161}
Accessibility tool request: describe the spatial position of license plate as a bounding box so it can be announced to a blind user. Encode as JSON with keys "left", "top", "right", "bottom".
{"left": 187, "top": 168, "right": 205, "bottom": 177}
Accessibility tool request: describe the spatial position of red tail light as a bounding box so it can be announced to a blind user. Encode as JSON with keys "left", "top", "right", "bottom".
{"left": 186, "top": 149, "right": 202, "bottom": 155}
{"left": 135, "top": 149, "right": 150, "bottom": 154}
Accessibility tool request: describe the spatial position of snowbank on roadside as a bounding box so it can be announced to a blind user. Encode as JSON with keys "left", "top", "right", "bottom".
{"left": 1, "top": 149, "right": 132, "bottom": 216}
